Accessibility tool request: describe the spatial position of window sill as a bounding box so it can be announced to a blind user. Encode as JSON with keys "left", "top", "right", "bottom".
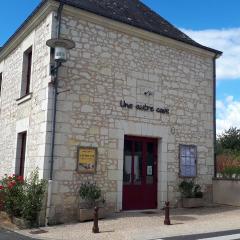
{"left": 16, "top": 93, "right": 32, "bottom": 105}
{"left": 179, "top": 175, "right": 197, "bottom": 179}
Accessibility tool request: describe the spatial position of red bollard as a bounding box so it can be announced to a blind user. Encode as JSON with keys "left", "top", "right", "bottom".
{"left": 92, "top": 206, "right": 100, "bottom": 233}
{"left": 164, "top": 201, "right": 171, "bottom": 225}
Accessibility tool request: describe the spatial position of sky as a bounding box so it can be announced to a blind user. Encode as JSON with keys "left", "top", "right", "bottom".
{"left": 0, "top": 0, "right": 240, "bottom": 135}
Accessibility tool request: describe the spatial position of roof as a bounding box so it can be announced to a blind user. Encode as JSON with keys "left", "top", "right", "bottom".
{"left": 57, "top": 0, "right": 222, "bottom": 55}
{"left": 0, "top": 0, "right": 222, "bottom": 56}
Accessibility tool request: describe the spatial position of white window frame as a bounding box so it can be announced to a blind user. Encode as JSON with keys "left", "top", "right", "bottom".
{"left": 20, "top": 46, "right": 32, "bottom": 98}
{"left": 0, "top": 72, "right": 2, "bottom": 97}
{"left": 179, "top": 144, "right": 197, "bottom": 177}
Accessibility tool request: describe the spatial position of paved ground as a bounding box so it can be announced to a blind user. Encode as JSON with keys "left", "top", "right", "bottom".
{"left": 2, "top": 206, "right": 240, "bottom": 240}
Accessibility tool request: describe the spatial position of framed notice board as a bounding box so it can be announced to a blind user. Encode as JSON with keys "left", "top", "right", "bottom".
{"left": 77, "top": 147, "right": 97, "bottom": 173}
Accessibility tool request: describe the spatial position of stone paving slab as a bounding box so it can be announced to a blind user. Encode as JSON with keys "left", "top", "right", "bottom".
{"left": 13, "top": 206, "right": 240, "bottom": 240}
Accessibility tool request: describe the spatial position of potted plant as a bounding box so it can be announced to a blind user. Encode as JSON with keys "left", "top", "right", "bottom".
{"left": 79, "top": 182, "right": 106, "bottom": 222}
{"left": 178, "top": 180, "right": 204, "bottom": 208}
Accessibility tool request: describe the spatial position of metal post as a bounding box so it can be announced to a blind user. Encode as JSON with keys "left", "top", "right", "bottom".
{"left": 164, "top": 201, "right": 171, "bottom": 225}
{"left": 92, "top": 206, "right": 99, "bottom": 233}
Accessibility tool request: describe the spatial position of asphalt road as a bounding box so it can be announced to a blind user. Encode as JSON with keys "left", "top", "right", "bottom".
{"left": 158, "top": 229, "right": 240, "bottom": 240}
{"left": 1, "top": 228, "right": 240, "bottom": 240}
{"left": 0, "top": 228, "right": 39, "bottom": 240}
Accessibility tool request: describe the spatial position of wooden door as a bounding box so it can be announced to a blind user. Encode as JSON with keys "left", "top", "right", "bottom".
{"left": 122, "top": 136, "right": 158, "bottom": 210}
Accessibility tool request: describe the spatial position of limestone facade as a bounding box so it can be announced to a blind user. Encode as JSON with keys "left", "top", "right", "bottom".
{"left": 0, "top": 11, "right": 54, "bottom": 179}
{"left": 0, "top": 2, "right": 217, "bottom": 223}
{"left": 49, "top": 9, "right": 215, "bottom": 222}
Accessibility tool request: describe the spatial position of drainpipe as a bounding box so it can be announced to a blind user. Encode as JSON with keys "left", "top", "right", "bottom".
{"left": 213, "top": 53, "right": 219, "bottom": 178}
{"left": 45, "top": 1, "right": 64, "bottom": 226}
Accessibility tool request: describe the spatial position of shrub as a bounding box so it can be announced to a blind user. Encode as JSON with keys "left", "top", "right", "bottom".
{"left": 0, "top": 170, "right": 46, "bottom": 226}
{"left": 22, "top": 170, "right": 47, "bottom": 224}
{"left": 79, "top": 183, "right": 102, "bottom": 208}
{"left": 0, "top": 174, "right": 25, "bottom": 217}
{"left": 179, "top": 180, "right": 203, "bottom": 198}
{"left": 221, "top": 166, "right": 240, "bottom": 179}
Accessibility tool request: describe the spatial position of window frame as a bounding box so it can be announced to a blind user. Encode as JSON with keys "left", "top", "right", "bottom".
{"left": 20, "top": 46, "right": 32, "bottom": 98}
{"left": 179, "top": 144, "right": 197, "bottom": 178}
{"left": 15, "top": 131, "right": 27, "bottom": 177}
{"left": 25, "top": 50, "right": 32, "bottom": 95}
{"left": 0, "top": 72, "right": 2, "bottom": 97}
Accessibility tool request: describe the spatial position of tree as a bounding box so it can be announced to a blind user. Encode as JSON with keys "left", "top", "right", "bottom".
{"left": 217, "top": 127, "right": 240, "bottom": 154}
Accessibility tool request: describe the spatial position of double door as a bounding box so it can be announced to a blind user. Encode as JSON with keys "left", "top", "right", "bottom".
{"left": 122, "top": 136, "right": 158, "bottom": 210}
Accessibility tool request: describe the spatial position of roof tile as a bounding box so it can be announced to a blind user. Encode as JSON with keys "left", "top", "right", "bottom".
{"left": 58, "top": 0, "right": 221, "bottom": 54}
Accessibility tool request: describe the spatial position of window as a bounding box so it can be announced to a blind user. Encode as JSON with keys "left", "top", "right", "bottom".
{"left": 0, "top": 73, "right": 2, "bottom": 96}
{"left": 179, "top": 144, "right": 197, "bottom": 177}
{"left": 15, "top": 132, "right": 27, "bottom": 176}
{"left": 21, "top": 47, "right": 32, "bottom": 97}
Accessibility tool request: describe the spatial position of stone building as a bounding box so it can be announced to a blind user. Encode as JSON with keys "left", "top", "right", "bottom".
{"left": 0, "top": 0, "right": 221, "bottom": 223}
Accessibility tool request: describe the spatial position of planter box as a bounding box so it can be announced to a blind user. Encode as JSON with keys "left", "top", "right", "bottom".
{"left": 79, "top": 208, "right": 106, "bottom": 222}
{"left": 213, "top": 179, "right": 240, "bottom": 206}
{"left": 182, "top": 198, "right": 204, "bottom": 208}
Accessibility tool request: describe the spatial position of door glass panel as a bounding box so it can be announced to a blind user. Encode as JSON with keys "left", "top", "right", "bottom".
{"left": 146, "top": 142, "right": 154, "bottom": 184}
{"left": 134, "top": 142, "right": 142, "bottom": 184}
{"left": 123, "top": 140, "right": 132, "bottom": 184}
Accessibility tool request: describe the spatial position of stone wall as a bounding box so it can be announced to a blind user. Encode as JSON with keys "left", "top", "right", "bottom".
{"left": 213, "top": 179, "right": 240, "bottom": 206}
{"left": 0, "top": 13, "right": 53, "bottom": 179}
{"left": 49, "top": 9, "right": 215, "bottom": 223}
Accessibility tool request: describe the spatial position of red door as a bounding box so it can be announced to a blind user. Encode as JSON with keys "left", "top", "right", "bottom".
{"left": 122, "top": 136, "right": 158, "bottom": 210}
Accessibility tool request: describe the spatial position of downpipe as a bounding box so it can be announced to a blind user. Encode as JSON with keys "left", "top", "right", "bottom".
{"left": 45, "top": 180, "right": 52, "bottom": 226}
{"left": 45, "top": 1, "right": 64, "bottom": 226}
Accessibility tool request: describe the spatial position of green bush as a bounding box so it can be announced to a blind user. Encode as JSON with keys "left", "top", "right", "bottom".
{"left": 178, "top": 180, "right": 203, "bottom": 198}
{"left": 0, "top": 170, "right": 46, "bottom": 226}
{"left": 22, "top": 170, "right": 47, "bottom": 224}
{"left": 0, "top": 174, "right": 25, "bottom": 217}
{"left": 221, "top": 166, "right": 240, "bottom": 179}
{"left": 79, "top": 183, "right": 102, "bottom": 208}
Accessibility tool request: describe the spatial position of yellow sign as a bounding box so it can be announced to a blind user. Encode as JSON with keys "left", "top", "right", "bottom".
{"left": 77, "top": 147, "right": 97, "bottom": 173}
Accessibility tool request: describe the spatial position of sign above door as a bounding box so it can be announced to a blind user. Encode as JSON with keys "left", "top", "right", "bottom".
{"left": 120, "top": 100, "right": 169, "bottom": 114}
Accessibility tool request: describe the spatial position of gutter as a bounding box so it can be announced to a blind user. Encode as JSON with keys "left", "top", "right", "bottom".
{"left": 45, "top": 0, "right": 64, "bottom": 226}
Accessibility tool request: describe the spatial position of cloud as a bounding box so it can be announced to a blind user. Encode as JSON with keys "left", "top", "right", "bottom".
{"left": 181, "top": 28, "right": 240, "bottom": 80}
{"left": 216, "top": 96, "right": 240, "bottom": 134}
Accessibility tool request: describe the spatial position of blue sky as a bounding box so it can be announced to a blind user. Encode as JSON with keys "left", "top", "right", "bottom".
{"left": 1, "top": 0, "right": 240, "bottom": 133}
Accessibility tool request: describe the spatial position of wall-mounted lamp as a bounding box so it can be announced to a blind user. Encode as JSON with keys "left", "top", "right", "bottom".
{"left": 46, "top": 38, "right": 75, "bottom": 75}
{"left": 144, "top": 91, "right": 153, "bottom": 96}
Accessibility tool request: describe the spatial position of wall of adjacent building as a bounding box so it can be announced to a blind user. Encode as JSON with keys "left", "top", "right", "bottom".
{"left": 48, "top": 7, "right": 215, "bottom": 223}
{"left": 0, "top": 13, "right": 54, "bottom": 179}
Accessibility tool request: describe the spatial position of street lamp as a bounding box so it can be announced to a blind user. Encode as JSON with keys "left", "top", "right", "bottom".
{"left": 46, "top": 38, "right": 75, "bottom": 75}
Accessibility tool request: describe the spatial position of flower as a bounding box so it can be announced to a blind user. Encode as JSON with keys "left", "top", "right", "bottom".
{"left": 0, "top": 186, "right": 4, "bottom": 190}
{"left": 17, "top": 176, "right": 24, "bottom": 182}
